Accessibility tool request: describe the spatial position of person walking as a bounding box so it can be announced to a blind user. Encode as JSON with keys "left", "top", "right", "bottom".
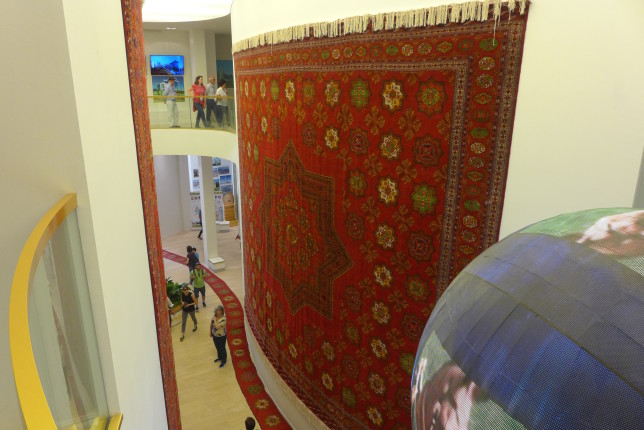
{"left": 215, "top": 79, "right": 229, "bottom": 128}
{"left": 205, "top": 75, "right": 217, "bottom": 127}
{"left": 188, "top": 75, "right": 206, "bottom": 128}
{"left": 180, "top": 285, "right": 198, "bottom": 341}
{"left": 186, "top": 246, "right": 198, "bottom": 283}
{"left": 210, "top": 305, "right": 227, "bottom": 367}
{"left": 190, "top": 262, "right": 207, "bottom": 310}
{"left": 163, "top": 76, "right": 179, "bottom": 128}
{"left": 197, "top": 207, "right": 203, "bottom": 239}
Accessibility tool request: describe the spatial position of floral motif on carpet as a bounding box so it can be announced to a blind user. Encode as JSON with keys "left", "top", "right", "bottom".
{"left": 235, "top": 9, "right": 529, "bottom": 429}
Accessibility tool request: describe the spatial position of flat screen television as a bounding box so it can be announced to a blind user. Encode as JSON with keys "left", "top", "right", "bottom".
{"left": 150, "top": 55, "right": 184, "bottom": 76}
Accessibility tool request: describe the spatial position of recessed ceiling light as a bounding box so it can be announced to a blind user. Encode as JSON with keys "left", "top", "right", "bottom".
{"left": 166, "top": 27, "right": 177, "bottom": 30}
{"left": 143, "top": 0, "right": 233, "bottom": 23}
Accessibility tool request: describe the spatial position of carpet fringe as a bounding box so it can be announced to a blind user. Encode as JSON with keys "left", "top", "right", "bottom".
{"left": 232, "top": 0, "right": 527, "bottom": 53}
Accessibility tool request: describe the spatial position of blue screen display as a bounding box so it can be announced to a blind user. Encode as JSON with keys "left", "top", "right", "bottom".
{"left": 150, "top": 55, "right": 184, "bottom": 76}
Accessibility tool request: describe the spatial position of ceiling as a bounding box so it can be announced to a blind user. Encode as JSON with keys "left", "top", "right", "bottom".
{"left": 142, "top": 14, "right": 231, "bottom": 35}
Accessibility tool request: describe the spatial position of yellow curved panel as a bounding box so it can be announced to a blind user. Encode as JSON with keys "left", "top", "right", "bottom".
{"left": 107, "top": 413, "right": 123, "bottom": 430}
{"left": 9, "top": 194, "right": 77, "bottom": 429}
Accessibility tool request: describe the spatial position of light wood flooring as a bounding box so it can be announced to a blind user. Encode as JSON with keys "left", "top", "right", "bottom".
{"left": 163, "top": 228, "right": 262, "bottom": 430}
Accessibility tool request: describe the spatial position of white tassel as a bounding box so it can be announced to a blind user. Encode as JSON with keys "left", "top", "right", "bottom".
{"left": 231, "top": 0, "right": 530, "bottom": 54}
{"left": 437, "top": 5, "right": 449, "bottom": 25}
{"left": 466, "top": 1, "right": 477, "bottom": 21}
{"left": 373, "top": 13, "right": 384, "bottom": 31}
{"left": 385, "top": 12, "right": 395, "bottom": 30}
{"left": 494, "top": 0, "right": 502, "bottom": 19}
{"left": 508, "top": 0, "right": 516, "bottom": 16}
{"left": 427, "top": 7, "right": 436, "bottom": 26}
{"left": 480, "top": 0, "right": 491, "bottom": 21}
{"left": 449, "top": 3, "right": 461, "bottom": 23}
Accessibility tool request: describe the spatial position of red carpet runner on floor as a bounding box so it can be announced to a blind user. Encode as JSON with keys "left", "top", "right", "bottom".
{"left": 163, "top": 250, "right": 291, "bottom": 429}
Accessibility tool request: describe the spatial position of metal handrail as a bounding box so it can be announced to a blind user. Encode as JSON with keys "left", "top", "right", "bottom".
{"left": 148, "top": 95, "right": 235, "bottom": 99}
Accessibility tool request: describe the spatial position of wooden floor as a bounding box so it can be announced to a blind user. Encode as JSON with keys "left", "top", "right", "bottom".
{"left": 163, "top": 228, "right": 261, "bottom": 430}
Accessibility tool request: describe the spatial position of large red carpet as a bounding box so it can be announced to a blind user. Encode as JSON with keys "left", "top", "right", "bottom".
{"left": 163, "top": 250, "right": 290, "bottom": 429}
{"left": 233, "top": 5, "right": 530, "bottom": 429}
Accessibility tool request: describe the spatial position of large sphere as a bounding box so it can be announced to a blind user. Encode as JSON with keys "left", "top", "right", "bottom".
{"left": 411, "top": 208, "right": 644, "bottom": 430}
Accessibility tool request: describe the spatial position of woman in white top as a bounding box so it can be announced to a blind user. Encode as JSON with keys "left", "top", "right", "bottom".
{"left": 215, "top": 80, "right": 229, "bottom": 128}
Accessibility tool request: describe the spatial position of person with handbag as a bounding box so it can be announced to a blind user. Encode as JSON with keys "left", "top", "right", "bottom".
{"left": 210, "top": 305, "right": 227, "bottom": 367}
{"left": 188, "top": 75, "right": 206, "bottom": 128}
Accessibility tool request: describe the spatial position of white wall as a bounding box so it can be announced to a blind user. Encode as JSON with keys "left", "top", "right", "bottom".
{"left": 144, "top": 29, "right": 193, "bottom": 89}
{"left": 205, "top": 30, "right": 219, "bottom": 79}
{"left": 151, "top": 128, "right": 240, "bottom": 164}
{"left": 178, "top": 155, "right": 194, "bottom": 231}
{"left": 144, "top": 30, "right": 193, "bottom": 122}
{"left": 231, "top": 0, "right": 644, "bottom": 239}
{"left": 154, "top": 156, "right": 186, "bottom": 238}
{"left": 61, "top": 2, "right": 167, "bottom": 428}
{"left": 501, "top": 0, "right": 644, "bottom": 236}
{"left": 1, "top": 2, "right": 82, "bottom": 427}
{"left": 1, "top": 0, "right": 166, "bottom": 429}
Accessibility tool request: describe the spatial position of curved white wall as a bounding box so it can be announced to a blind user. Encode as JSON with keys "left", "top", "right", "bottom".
{"left": 152, "top": 129, "right": 240, "bottom": 164}
{"left": 2, "top": 1, "right": 167, "bottom": 429}
{"left": 232, "top": 0, "right": 644, "bottom": 238}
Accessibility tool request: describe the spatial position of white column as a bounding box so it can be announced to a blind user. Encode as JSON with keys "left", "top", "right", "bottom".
{"left": 200, "top": 156, "right": 226, "bottom": 271}
{"left": 189, "top": 29, "right": 207, "bottom": 81}
{"left": 204, "top": 30, "right": 218, "bottom": 80}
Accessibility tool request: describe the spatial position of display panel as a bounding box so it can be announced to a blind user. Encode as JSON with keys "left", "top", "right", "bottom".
{"left": 150, "top": 54, "right": 184, "bottom": 76}
{"left": 412, "top": 209, "right": 644, "bottom": 430}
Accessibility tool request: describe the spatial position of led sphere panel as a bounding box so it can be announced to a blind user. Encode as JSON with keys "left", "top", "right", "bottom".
{"left": 412, "top": 208, "right": 644, "bottom": 430}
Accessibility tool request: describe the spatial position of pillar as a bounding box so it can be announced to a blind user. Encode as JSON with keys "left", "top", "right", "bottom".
{"left": 199, "top": 156, "right": 226, "bottom": 271}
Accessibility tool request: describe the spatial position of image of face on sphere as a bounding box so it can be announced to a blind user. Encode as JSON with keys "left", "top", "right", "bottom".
{"left": 414, "top": 361, "right": 479, "bottom": 430}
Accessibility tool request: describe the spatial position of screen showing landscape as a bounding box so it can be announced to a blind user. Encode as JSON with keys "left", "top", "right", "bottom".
{"left": 150, "top": 55, "right": 184, "bottom": 75}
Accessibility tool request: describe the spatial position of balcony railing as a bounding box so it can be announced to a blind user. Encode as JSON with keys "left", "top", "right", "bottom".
{"left": 10, "top": 194, "right": 122, "bottom": 429}
{"left": 148, "top": 95, "right": 236, "bottom": 132}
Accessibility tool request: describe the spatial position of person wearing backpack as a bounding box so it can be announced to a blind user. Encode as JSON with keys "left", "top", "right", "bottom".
{"left": 190, "top": 262, "right": 207, "bottom": 311}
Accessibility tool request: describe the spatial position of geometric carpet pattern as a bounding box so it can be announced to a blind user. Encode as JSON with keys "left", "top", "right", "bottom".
{"left": 235, "top": 7, "right": 529, "bottom": 429}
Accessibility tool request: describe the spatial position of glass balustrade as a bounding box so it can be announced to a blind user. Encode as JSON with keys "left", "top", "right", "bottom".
{"left": 30, "top": 209, "right": 110, "bottom": 429}
{"left": 148, "top": 95, "right": 236, "bottom": 132}
{"left": 15, "top": 197, "right": 113, "bottom": 429}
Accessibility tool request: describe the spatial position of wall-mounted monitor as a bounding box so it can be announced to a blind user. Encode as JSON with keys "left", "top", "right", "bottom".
{"left": 150, "top": 55, "right": 184, "bottom": 76}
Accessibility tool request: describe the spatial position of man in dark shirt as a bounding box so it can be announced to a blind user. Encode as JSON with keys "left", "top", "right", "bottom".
{"left": 186, "top": 246, "right": 199, "bottom": 282}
